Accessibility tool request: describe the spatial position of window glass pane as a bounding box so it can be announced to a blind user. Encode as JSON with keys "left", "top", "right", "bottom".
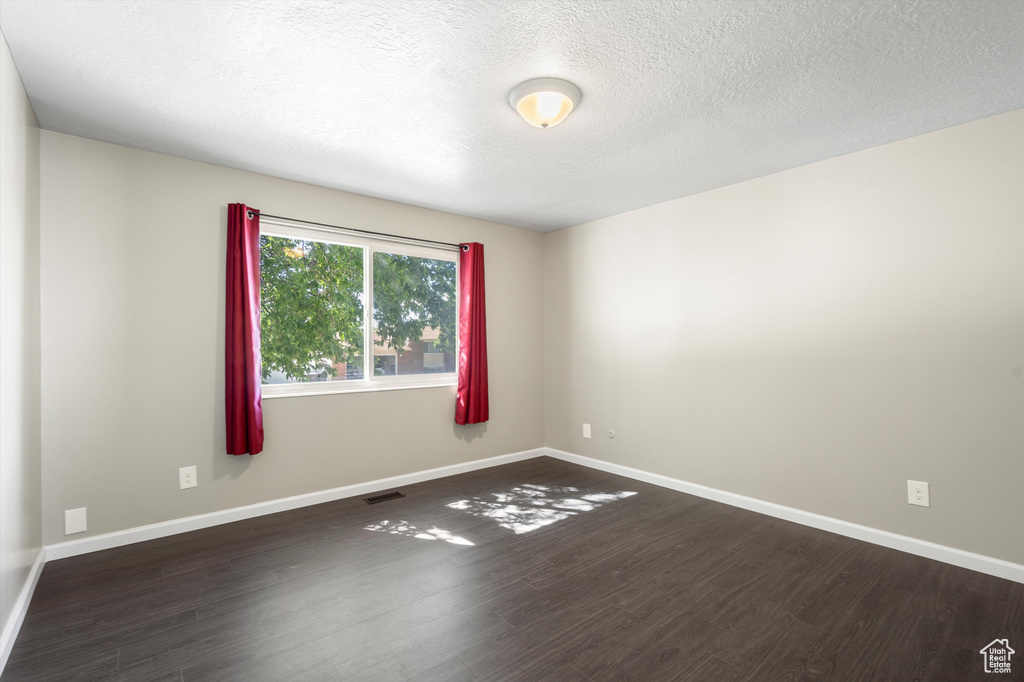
{"left": 374, "top": 353, "right": 397, "bottom": 376}
{"left": 260, "top": 235, "right": 364, "bottom": 384}
{"left": 373, "top": 251, "right": 456, "bottom": 376}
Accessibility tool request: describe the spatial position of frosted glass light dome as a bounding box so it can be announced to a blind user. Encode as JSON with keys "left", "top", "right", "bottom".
{"left": 509, "top": 78, "right": 582, "bottom": 129}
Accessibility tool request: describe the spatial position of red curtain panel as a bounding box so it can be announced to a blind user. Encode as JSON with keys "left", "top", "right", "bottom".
{"left": 456, "top": 242, "right": 489, "bottom": 424}
{"left": 225, "top": 203, "right": 264, "bottom": 455}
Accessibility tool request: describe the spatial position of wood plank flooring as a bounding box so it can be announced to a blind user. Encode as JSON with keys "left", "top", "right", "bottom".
{"left": 3, "top": 457, "right": 1021, "bottom": 681}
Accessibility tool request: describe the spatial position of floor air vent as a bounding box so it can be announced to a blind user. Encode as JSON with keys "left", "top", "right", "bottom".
{"left": 363, "top": 491, "right": 405, "bottom": 505}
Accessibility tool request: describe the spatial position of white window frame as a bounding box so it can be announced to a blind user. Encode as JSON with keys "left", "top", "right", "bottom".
{"left": 259, "top": 219, "right": 459, "bottom": 398}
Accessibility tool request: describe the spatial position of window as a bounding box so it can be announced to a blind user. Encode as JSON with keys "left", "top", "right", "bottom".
{"left": 259, "top": 220, "right": 457, "bottom": 396}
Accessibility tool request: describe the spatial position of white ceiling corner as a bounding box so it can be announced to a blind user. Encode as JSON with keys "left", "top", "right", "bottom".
{"left": 1, "top": 0, "right": 1021, "bottom": 231}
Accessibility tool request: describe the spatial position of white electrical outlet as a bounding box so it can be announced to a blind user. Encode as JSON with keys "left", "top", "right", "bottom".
{"left": 65, "top": 508, "right": 87, "bottom": 535}
{"left": 582, "top": 423, "right": 591, "bottom": 439}
{"left": 907, "top": 480, "right": 930, "bottom": 507}
{"left": 179, "top": 465, "right": 197, "bottom": 490}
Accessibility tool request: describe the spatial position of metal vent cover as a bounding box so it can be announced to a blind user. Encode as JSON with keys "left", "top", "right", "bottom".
{"left": 363, "top": 491, "right": 405, "bottom": 505}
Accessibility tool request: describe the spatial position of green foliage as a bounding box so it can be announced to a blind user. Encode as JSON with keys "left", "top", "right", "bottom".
{"left": 373, "top": 251, "right": 456, "bottom": 354}
{"left": 260, "top": 236, "right": 363, "bottom": 381}
{"left": 259, "top": 236, "right": 456, "bottom": 382}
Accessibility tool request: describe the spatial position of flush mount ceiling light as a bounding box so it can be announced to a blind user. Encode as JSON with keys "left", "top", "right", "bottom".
{"left": 508, "top": 78, "right": 582, "bottom": 129}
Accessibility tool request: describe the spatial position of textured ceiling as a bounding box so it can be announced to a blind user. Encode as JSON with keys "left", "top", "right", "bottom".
{"left": 1, "top": 0, "right": 1022, "bottom": 231}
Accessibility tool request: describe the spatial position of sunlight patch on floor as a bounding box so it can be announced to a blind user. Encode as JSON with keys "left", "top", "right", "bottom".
{"left": 364, "top": 520, "right": 475, "bottom": 545}
{"left": 447, "top": 484, "right": 636, "bottom": 534}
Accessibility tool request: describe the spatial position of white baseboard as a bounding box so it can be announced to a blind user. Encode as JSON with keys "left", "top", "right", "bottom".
{"left": 0, "top": 548, "right": 46, "bottom": 675}
{"left": 544, "top": 448, "right": 1024, "bottom": 584}
{"left": 44, "top": 447, "right": 545, "bottom": 562}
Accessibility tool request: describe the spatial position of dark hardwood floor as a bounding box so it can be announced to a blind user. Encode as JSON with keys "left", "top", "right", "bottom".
{"left": 4, "top": 457, "right": 1021, "bottom": 681}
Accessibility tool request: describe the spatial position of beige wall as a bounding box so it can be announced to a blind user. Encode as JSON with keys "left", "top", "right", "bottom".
{"left": 545, "top": 110, "right": 1024, "bottom": 564}
{"left": 28, "top": 104, "right": 1024, "bottom": 566}
{"left": 0, "top": 31, "right": 42, "bottom": 637}
{"left": 39, "top": 132, "right": 545, "bottom": 546}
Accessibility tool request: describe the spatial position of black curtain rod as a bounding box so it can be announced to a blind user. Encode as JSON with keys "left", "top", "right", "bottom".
{"left": 247, "top": 210, "right": 467, "bottom": 251}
